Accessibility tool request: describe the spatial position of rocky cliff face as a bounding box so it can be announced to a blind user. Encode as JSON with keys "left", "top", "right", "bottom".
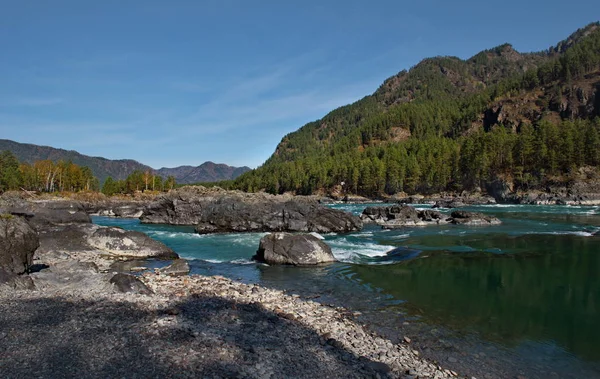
{"left": 486, "top": 167, "right": 600, "bottom": 205}
{"left": 478, "top": 73, "right": 600, "bottom": 132}
{"left": 140, "top": 186, "right": 362, "bottom": 234}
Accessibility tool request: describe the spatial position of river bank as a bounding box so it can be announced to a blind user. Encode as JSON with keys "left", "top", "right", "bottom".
{"left": 0, "top": 271, "right": 455, "bottom": 379}
{"left": 0, "top": 192, "right": 460, "bottom": 379}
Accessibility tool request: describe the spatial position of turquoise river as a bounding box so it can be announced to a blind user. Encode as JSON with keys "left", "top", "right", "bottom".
{"left": 93, "top": 203, "right": 600, "bottom": 379}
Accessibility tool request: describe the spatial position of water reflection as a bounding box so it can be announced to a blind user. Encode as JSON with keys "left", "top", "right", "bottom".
{"left": 348, "top": 234, "right": 600, "bottom": 360}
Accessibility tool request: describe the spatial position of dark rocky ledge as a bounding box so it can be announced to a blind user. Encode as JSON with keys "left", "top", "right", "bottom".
{"left": 140, "top": 186, "right": 362, "bottom": 234}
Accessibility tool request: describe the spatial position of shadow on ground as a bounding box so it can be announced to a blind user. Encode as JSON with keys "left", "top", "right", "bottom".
{"left": 0, "top": 294, "right": 391, "bottom": 378}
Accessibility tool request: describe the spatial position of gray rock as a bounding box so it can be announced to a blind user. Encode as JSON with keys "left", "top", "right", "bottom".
{"left": 109, "top": 273, "right": 153, "bottom": 295}
{"left": 0, "top": 267, "right": 35, "bottom": 290}
{"left": 361, "top": 205, "right": 449, "bottom": 227}
{"left": 87, "top": 227, "right": 178, "bottom": 260}
{"left": 254, "top": 233, "right": 336, "bottom": 265}
{"left": 109, "top": 259, "right": 149, "bottom": 273}
{"left": 361, "top": 205, "right": 501, "bottom": 228}
{"left": 86, "top": 200, "right": 146, "bottom": 218}
{"left": 0, "top": 215, "right": 39, "bottom": 274}
{"left": 450, "top": 211, "right": 501, "bottom": 225}
{"left": 160, "top": 259, "right": 190, "bottom": 277}
{"left": 16, "top": 200, "right": 91, "bottom": 228}
{"left": 35, "top": 223, "right": 178, "bottom": 270}
{"left": 140, "top": 187, "right": 362, "bottom": 234}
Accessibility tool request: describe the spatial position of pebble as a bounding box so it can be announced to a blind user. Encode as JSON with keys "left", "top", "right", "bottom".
{"left": 137, "top": 273, "right": 456, "bottom": 379}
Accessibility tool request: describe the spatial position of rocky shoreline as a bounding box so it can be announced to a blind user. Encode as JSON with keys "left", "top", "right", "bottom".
{"left": 0, "top": 191, "right": 462, "bottom": 378}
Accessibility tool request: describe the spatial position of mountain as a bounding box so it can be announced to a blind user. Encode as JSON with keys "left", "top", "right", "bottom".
{"left": 233, "top": 22, "right": 600, "bottom": 196}
{"left": 0, "top": 139, "right": 250, "bottom": 184}
{"left": 156, "top": 162, "right": 251, "bottom": 184}
{"left": 0, "top": 139, "right": 152, "bottom": 184}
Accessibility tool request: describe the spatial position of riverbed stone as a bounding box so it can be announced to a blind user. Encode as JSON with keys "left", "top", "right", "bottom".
{"left": 160, "top": 259, "right": 190, "bottom": 276}
{"left": 109, "top": 273, "right": 153, "bottom": 295}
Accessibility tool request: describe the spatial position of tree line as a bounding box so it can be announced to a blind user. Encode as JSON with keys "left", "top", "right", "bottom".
{"left": 0, "top": 151, "right": 177, "bottom": 196}
{"left": 101, "top": 171, "right": 176, "bottom": 196}
{"left": 0, "top": 150, "right": 99, "bottom": 193}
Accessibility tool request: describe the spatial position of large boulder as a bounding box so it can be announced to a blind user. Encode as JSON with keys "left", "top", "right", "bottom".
{"left": 140, "top": 187, "right": 362, "bottom": 234}
{"left": 253, "top": 233, "right": 336, "bottom": 265}
{"left": 35, "top": 223, "right": 178, "bottom": 271}
{"left": 87, "top": 227, "right": 178, "bottom": 260}
{"left": 0, "top": 215, "right": 39, "bottom": 274}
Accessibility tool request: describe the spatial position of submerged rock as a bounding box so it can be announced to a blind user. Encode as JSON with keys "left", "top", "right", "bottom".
{"left": 254, "top": 233, "right": 336, "bottom": 265}
{"left": 140, "top": 187, "right": 362, "bottom": 234}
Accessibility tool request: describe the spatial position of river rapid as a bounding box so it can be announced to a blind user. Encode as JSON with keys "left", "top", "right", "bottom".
{"left": 93, "top": 203, "right": 600, "bottom": 379}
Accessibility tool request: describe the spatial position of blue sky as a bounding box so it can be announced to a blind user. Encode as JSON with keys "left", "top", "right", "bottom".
{"left": 0, "top": 1, "right": 598, "bottom": 169}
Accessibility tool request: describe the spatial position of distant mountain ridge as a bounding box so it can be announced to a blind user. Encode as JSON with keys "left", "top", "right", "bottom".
{"left": 156, "top": 162, "right": 251, "bottom": 184}
{"left": 0, "top": 139, "right": 250, "bottom": 184}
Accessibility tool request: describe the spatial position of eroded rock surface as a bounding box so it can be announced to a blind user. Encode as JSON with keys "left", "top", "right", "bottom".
{"left": 140, "top": 187, "right": 362, "bottom": 234}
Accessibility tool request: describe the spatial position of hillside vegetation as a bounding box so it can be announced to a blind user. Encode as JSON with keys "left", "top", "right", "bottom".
{"left": 234, "top": 23, "right": 600, "bottom": 197}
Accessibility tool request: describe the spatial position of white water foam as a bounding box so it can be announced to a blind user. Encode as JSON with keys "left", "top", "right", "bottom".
{"left": 230, "top": 258, "right": 255, "bottom": 265}
{"left": 149, "top": 231, "right": 207, "bottom": 239}
{"left": 388, "top": 233, "right": 410, "bottom": 239}
{"left": 329, "top": 238, "right": 396, "bottom": 262}
{"left": 527, "top": 231, "right": 596, "bottom": 237}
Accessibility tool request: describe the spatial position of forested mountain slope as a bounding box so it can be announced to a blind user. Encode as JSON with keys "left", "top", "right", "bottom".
{"left": 234, "top": 23, "right": 600, "bottom": 196}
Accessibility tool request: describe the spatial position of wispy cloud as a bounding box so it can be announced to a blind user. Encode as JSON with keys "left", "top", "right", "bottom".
{"left": 0, "top": 97, "right": 65, "bottom": 107}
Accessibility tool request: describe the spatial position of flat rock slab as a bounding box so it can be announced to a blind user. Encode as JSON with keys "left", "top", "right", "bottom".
{"left": 36, "top": 223, "right": 178, "bottom": 270}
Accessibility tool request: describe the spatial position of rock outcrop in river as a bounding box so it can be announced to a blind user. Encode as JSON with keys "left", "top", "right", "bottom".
{"left": 254, "top": 233, "right": 336, "bottom": 265}
{"left": 140, "top": 186, "right": 362, "bottom": 234}
{"left": 361, "top": 205, "right": 501, "bottom": 228}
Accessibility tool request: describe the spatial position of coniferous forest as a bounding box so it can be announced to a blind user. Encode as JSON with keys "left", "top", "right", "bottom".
{"left": 233, "top": 23, "right": 600, "bottom": 197}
